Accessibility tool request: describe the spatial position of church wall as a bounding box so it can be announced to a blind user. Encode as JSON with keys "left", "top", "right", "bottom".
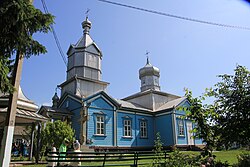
{"left": 116, "top": 111, "right": 154, "bottom": 147}
{"left": 155, "top": 113, "right": 174, "bottom": 146}
{"left": 117, "top": 112, "right": 136, "bottom": 146}
{"left": 61, "top": 81, "right": 76, "bottom": 95}
{"left": 194, "top": 137, "right": 203, "bottom": 145}
{"left": 174, "top": 101, "right": 204, "bottom": 146}
{"left": 79, "top": 80, "right": 107, "bottom": 97}
{"left": 175, "top": 114, "right": 203, "bottom": 145}
{"left": 175, "top": 117, "right": 188, "bottom": 145}
{"left": 135, "top": 115, "right": 154, "bottom": 146}
{"left": 60, "top": 97, "right": 82, "bottom": 140}
{"left": 175, "top": 102, "right": 189, "bottom": 145}
{"left": 87, "top": 97, "right": 115, "bottom": 146}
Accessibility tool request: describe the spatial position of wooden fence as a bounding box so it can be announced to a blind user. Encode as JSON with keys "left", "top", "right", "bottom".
{"left": 47, "top": 151, "right": 169, "bottom": 167}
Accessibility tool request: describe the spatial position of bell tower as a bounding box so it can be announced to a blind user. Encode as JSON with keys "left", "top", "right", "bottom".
{"left": 59, "top": 17, "right": 109, "bottom": 97}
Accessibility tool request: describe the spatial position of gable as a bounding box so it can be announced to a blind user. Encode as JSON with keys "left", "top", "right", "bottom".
{"left": 58, "top": 92, "right": 82, "bottom": 113}
{"left": 89, "top": 96, "right": 114, "bottom": 110}
{"left": 175, "top": 99, "right": 190, "bottom": 116}
{"left": 85, "top": 44, "right": 101, "bottom": 55}
{"left": 178, "top": 100, "right": 190, "bottom": 108}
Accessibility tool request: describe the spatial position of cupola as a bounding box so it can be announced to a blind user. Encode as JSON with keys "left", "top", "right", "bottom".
{"left": 82, "top": 16, "right": 91, "bottom": 34}
{"left": 52, "top": 92, "right": 59, "bottom": 109}
{"left": 139, "top": 57, "right": 160, "bottom": 92}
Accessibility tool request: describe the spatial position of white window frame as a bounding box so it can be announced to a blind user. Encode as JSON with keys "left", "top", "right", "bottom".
{"left": 123, "top": 119, "right": 132, "bottom": 137}
{"left": 140, "top": 121, "right": 147, "bottom": 138}
{"left": 178, "top": 120, "right": 184, "bottom": 136}
{"left": 96, "top": 115, "right": 105, "bottom": 135}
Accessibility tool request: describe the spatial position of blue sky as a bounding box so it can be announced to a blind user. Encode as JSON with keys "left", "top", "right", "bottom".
{"left": 21, "top": 0, "right": 250, "bottom": 106}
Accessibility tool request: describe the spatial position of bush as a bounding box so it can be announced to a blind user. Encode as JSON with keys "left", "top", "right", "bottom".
{"left": 237, "top": 152, "right": 250, "bottom": 167}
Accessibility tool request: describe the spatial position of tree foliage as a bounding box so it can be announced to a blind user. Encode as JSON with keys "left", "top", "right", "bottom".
{"left": 184, "top": 89, "right": 219, "bottom": 152}
{"left": 185, "top": 65, "right": 250, "bottom": 150}
{"left": 209, "top": 65, "right": 250, "bottom": 147}
{"left": 0, "top": 0, "right": 54, "bottom": 93}
{"left": 41, "top": 120, "right": 75, "bottom": 149}
{"left": 151, "top": 132, "right": 164, "bottom": 166}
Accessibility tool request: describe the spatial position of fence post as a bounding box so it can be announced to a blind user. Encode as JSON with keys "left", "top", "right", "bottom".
{"left": 133, "top": 152, "right": 136, "bottom": 167}
{"left": 57, "top": 151, "right": 60, "bottom": 167}
{"left": 164, "top": 151, "right": 167, "bottom": 164}
{"left": 102, "top": 152, "right": 107, "bottom": 167}
{"left": 135, "top": 152, "right": 138, "bottom": 167}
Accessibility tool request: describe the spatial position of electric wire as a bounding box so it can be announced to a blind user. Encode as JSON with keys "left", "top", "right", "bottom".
{"left": 41, "top": 0, "right": 68, "bottom": 66}
{"left": 98, "top": 0, "right": 250, "bottom": 31}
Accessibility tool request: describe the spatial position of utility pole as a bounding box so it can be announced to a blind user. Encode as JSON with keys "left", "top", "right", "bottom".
{"left": 0, "top": 52, "right": 24, "bottom": 167}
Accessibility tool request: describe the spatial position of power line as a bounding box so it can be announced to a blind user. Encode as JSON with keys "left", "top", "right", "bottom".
{"left": 98, "top": 0, "right": 250, "bottom": 31}
{"left": 41, "top": 0, "right": 68, "bottom": 66}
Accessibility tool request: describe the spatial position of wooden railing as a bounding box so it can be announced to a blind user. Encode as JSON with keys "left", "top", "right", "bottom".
{"left": 47, "top": 151, "right": 169, "bottom": 167}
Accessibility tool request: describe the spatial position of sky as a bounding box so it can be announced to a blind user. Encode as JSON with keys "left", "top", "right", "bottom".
{"left": 20, "top": 0, "right": 250, "bottom": 107}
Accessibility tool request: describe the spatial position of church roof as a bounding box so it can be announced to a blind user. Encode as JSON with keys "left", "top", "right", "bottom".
{"left": 123, "top": 89, "right": 180, "bottom": 101}
{"left": 155, "top": 96, "right": 187, "bottom": 111}
{"left": 67, "top": 17, "right": 102, "bottom": 57}
{"left": 115, "top": 99, "right": 151, "bottom": 112}
{"left": 0, "top": 107, "right": 47, "bottom": 123}
{"left": 41, "top": 106, "right": 73, "bottom": 115}
{"left": 0, "top": 86, "right": 38, "bottom": 111}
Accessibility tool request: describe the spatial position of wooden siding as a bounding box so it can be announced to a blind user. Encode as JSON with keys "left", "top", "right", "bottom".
{"left": 155, "top": 114, "right": 174, "bottom": 146}
{"left": 60, "top": 96, "right": 82, "bottom": 140}
{"left": 87, "top": 97, "right": 115, "bottom": 146}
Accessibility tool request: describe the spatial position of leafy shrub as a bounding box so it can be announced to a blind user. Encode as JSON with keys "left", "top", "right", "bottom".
{"left": 214, "top": 160, "right": 230, "bottom": 167}
{"left": 237, "top": 152, "right": 250, "bottom": 167}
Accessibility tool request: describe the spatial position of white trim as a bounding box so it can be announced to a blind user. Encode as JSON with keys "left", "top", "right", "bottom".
{"left": 140, "top": 121, "right": 147, "bottom": 138}
{"left": 113, "top": 110, "right": 117, "bottom": 146}
{"left": 155, "top": 111, "right": 172, "bottom": 117}
{"left": 173, "top": 111, "right": 178, "bottom": 145}
{"left": 95, "top": 115, "right": 105, "bottom": 135}
{"left": 178, "top": 120, "right": 185, "bottom": 136}
{"left": 117, "top": 110, "right": 152, "bottom": 116}
{"left": 123, "top": 119, "right": 132, "bottom": 137}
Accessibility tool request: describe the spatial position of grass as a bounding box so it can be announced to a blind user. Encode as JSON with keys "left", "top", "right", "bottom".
{"left": 18, "top": 149, "right": 250, "bottom": 167}
{"left": 213, "top": 149, "right": 248, "bottom": 165}
{"left": 181, "top": 149, "right": 250, "bottom": 165}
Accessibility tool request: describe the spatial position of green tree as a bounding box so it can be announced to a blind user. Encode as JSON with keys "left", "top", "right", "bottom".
{"left": 184, "top": 89, "right": 220, "bottom": 154}
{"left": 41, "top": 120, "right": 75, "bottom": 150}
{"left": 208, "top": 65, "right": 250, "bottom": 147}
{"left": 151, "top": 132, "right": 164, "bottom": 166}
{"left": 0, "top": 0, "right": 54, "bottom": 93}
{"left": 185, "top": 65, "right": 250, "bottom": 151}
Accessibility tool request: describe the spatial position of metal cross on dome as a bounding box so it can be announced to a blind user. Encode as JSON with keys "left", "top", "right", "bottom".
{"left": 145, "top": 51, "right": 150, "bottom": 64}
{"left": 85, "top": 8, "right": 90, "bottom": 17}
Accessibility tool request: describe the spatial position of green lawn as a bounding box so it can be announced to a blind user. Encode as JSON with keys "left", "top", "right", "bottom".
{"left": 213, "top": 150, "right": 248, "bottom": 165}
{"left": 21, "top": 149, "right": 250, "bottom": 167}
{"left": 181, "top": 149, "right": 249, "bottom": 165}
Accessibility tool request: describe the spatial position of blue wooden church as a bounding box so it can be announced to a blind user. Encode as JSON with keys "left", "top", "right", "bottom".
{"left": 38, "top": 17, "right": 203, "bottom": 150}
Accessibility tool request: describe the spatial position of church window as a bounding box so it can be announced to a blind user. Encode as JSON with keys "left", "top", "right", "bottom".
{"left": 96, "top": 115, "right": 105, "bottom": 135}
{"left": 124, "top": 119, "right": 132, "bottom": 137}
{"left": 140, "top": 121, "right": 147, "bottom": 138}
{"left": 178, "top": 120, "right": 184, "bottom": 136}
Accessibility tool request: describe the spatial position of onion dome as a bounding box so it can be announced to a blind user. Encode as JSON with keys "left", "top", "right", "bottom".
{"left": 52, "top": 92, "right": 59, "bottom": 108}
{"left": 139, "top": 57, "right": 160, "bottom": 80}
